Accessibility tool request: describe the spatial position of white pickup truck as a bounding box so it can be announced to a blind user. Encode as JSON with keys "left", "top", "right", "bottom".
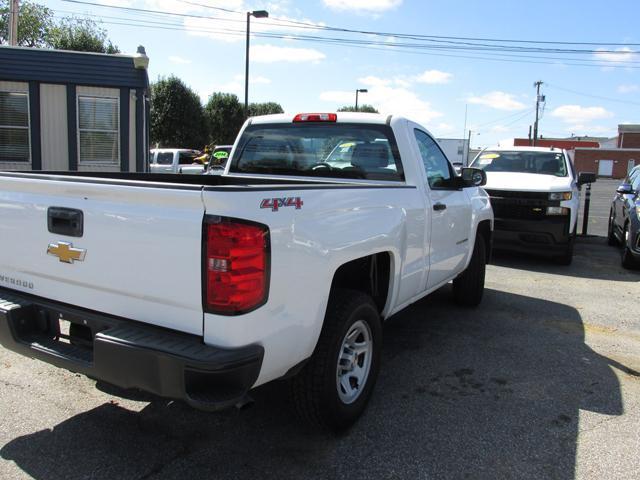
{"left": 149, "top": 148, "right": 206, "bottom": 174}
{"left": 470, "top": 146, "right": 595, "bottom": 265}
{"left": 0, "top": 113, "right": 493, "bottom": 431}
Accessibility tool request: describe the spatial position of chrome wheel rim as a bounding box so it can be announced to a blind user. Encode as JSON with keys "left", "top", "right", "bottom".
{"left": 336, "top": 320, "right": 373, "bottom": 404}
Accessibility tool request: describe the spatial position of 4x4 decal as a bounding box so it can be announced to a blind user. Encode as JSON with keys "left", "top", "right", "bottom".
{"left": 260, "top": 197, "right": 304, "bottom": 212}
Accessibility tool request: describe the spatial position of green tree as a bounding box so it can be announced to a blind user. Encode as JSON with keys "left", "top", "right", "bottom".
{"left": 0, "top": 2, "right": 118, "bottom": 53}
{"left": 204, "top": 92, "right": 245, "bottom": 145}
{"left": 0, "top": 0, "right": 53, "bottom": 47}
{"left": 48, "top": 17, "right": 119, "bottom": 53}
{"left": 248, "top": 102, "right": 284, "bottom": 116}
{"left": 150, "top": 76, "right": 207, "bottom": 148}
{"left": 337, "top": 104, "right": 379, "bottom": 113}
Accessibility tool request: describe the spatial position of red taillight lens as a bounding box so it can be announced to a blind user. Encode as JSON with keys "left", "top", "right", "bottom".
{"left": 204, "top": 218, "right": 269, "bottom": 315}
{"left": 293, "top": 113, "right": 337, "bottom": 122}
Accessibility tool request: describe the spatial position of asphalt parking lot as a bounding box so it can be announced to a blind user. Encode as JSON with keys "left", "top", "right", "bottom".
{"left": 1, "top": 179, "right": 638, "bottom": 480}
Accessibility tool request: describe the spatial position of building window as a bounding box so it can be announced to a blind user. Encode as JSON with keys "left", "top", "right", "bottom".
{"left": 78, "top": 95, "right": 119, "bottom": 164}
{"left": 0, "top": 91, "right": 30, "bottom": 163}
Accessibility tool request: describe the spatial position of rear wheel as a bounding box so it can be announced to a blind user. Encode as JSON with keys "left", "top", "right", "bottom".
{"left": 621, "top": 224, "right": 638, "bottom": 269}
{"left": 291, "top": 290, "right": 382, "bottom": 431}
{"left": 607, "top": 210, "right": 618, "bottom": 246}
{"left": 453, "top": 234, "right": 486, "bottom": 307}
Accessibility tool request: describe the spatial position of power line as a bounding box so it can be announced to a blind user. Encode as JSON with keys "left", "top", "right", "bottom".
{"left": 67, "top": 16, "right": 640, "bottom": 69}
{"left": 474, "top": 108, "right": 536, "bottom": 128}
{"left": 546, "top": 83, "right": 640, "bottom": 106}
{"left": 60, "top": 0, "right": 640, "bottom": 55}
{"left": 54, "top": 1, "right": 640, "bottom": 70}
{"left": 176, "top": 0, "right": 640, "bottom": 47}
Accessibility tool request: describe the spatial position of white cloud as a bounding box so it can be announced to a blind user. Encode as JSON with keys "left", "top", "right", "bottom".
{"left": 566, "top": 125, "right": 616, "bottom": 135}
{"left": 99, "top": 0, "right": 134, "bottom": 6}
{"left": 323, "top": 0, "right": 402, "bottom": 13}
{"left": 490, "top": 125, "right": 510, "bottom": 133}
{"left": 168, "top": 55, "right": 192, "bottom": 65}
{"left": 181, "top": 4, "right": 325, "bottom": 43}
{"left": 358, "top": 76, "right": 392, "bottom": 87}
{"left": 320, "top": 84, "right": 442, "bottom": 126}
{"left": 183, "top": 17, "right": 241, "bottom": 43}
{"left": 618, "top": 84, "right": 639, "bottom": 94}
{"left": 593, "top": 47, "right": 638, "bottom": 64}
{"left": 551, "top": 105, "right": 613, "bottom": 124}
{"left": 433, "top": 123, "right": 455, "bottom": 135}
{"left": 414, "top": 69, "right": 453, "bottom": 85}
{"left": 467, "top": 91, "right": 526, "bottom": 111}
{"left": 250, "top": 44, "right": 325, "bottom": 63}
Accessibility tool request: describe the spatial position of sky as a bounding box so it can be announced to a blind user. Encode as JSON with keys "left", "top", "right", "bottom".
{"left": 49, "top": 0, "right": 640, "bottom": 148}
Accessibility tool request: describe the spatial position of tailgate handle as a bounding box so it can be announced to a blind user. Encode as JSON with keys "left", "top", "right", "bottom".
{"left": 48, "top": 207, "right": 84, "bottom": 237}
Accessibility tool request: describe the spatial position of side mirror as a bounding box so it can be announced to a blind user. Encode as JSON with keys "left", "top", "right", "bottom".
{"left": 577, "top": 171, "right": 596, "bottom": 186}
{"left": 461, "top": 167, "right": 486, "bottom": 187}
{"left": 617, "top": 183, "right": 635, "bottom": 195}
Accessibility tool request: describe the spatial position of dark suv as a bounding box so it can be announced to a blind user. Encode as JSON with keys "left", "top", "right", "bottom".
{"left": 608, "top": 165, "right": 640, "bottom": 268}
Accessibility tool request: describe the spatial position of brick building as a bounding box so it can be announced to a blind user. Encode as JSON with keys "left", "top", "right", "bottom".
{"left": 513, "top": 137, "right": 600, "bottom": 149}
{"left": 570, "top": 125, "right": 640, "bottom": 179}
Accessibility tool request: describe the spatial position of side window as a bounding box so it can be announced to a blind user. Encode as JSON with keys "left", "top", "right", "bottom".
{"left": 628, "top": 167, "right": 639, "bottom": 185}
{"left": 414, "top": 129, "right": 452, "bottom": 188}
{"left": 632, "top": 170, "right": 640, "bottom": 192}
{"left": 0, "top": 90, "right": 31, "bottom": 164}
{"left": 179, "top": 151, "right": 197, "bottom": 165}
{"left": 77, "top": 95, "right": 119, "bottom": 165}
{"left": 156, "top": 152, "right": 173, "bottom": 165}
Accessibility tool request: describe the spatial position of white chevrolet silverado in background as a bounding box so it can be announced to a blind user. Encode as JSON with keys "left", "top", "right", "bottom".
{"left": 0, "top": 113, "right": 493, "bottom": 431}
{"left": 149, "top": 148, "right": 206, "bottom": 174}
{"left": 470, "top": 146, "right": 596, "bottom": 265}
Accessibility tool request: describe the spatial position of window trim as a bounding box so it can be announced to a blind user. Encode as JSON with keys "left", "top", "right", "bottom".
{"left": 76, "top": 93, "right": 120, "bottom": 166}
{"left": 0, "top": 88, "right": 32, "bottom": 165}
{"left": 414, "top": 129, "right": 457, "bottom": 191}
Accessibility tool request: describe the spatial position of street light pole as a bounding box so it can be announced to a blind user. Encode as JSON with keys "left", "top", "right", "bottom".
{"left": 244, "top": 10, "right": 268, "bottom": 114}
{"left": 355, "top": 88, "right": 367, "bottom": 112}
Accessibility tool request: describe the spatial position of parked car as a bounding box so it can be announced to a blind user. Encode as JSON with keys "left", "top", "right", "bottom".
{"left": 149, "top": 148, "right": 205, "bottom": 174}
{"left": 607, "top": 165, "right": 640, "bottom": 268}
{"left": 0, "top": 112, "right": 492, "bottom": 431}
{"left": 470, "top": 146, "right": 596, "bottom": 265}
{"left": 206, "top": 145, "right": 233, "bottom": 175}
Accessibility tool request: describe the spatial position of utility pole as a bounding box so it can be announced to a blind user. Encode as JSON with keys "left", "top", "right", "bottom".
{"left": 532, "top": 80, "right": 544, "bottom": 146}
{"left": 9, "top": 0, "right": 19, "bottom": 46}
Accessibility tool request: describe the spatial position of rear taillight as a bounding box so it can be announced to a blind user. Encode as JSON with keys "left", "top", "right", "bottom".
{"left": 293, "top": 113, "right": 337, "bottom": 122}
{"left": 204, "top": 217, "right": 270, "bottom": 315}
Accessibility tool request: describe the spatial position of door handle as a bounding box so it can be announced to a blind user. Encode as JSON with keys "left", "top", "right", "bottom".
{"left": 433, "top": 203, "right": 447, "bottom": 211}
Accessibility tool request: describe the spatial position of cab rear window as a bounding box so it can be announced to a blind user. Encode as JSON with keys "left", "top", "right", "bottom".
{"left": 230, "top": 123, "right": 404, "bottom": 181}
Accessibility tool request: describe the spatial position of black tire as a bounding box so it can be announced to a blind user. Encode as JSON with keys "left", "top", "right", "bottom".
{"left": 555, "top": 229, "right": 576, "bottom": 266}
{"left": 621, "top": 224, "right": 638, "bottom": 269}
{"left": 607, "top": 210, "right": 618, "bottom": 246}
{"left": 291, "top": 290, "right": 382, "bottom": 432}
{"left": 452, "top": 233, "right": 486, "bottom": 307}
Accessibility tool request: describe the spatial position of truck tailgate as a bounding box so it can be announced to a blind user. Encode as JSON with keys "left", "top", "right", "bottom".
{"left": 0, "top": 175, "right": 205, "bottom": 335}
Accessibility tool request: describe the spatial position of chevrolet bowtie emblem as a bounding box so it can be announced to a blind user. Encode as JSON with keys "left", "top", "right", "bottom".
{"left": 47, "top": 242, "right": 86, "bottom": 264}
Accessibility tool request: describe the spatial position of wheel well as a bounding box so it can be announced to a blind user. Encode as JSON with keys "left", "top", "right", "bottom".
{"left": 477, "top": 220, "right": 492, "bottom": 263}
{"left": 330, "top": 252, "right": 391, "bottom": 314}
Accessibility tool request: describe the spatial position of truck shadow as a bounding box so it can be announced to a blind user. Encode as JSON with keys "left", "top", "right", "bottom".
{"left": 492, "top": 236, "right": 640, "bottom": 281}
{"left": 1, "top": 288, "right": 636, "bottom": 480}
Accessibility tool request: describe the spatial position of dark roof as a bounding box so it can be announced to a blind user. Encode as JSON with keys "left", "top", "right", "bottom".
{"left": 0, "top": 46, "right": 148, "bottom": 88}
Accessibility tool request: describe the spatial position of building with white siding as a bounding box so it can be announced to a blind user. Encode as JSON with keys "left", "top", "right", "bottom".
{"left": 0, "top": 46, "right": 149, "bottom": 172}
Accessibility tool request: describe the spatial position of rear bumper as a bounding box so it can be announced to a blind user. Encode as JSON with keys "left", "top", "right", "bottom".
{"left": 0, "top": 288, "right": 263, "bottom": 411}
{"left": 493, "top": 216, "right": 571, "bottom": 255}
